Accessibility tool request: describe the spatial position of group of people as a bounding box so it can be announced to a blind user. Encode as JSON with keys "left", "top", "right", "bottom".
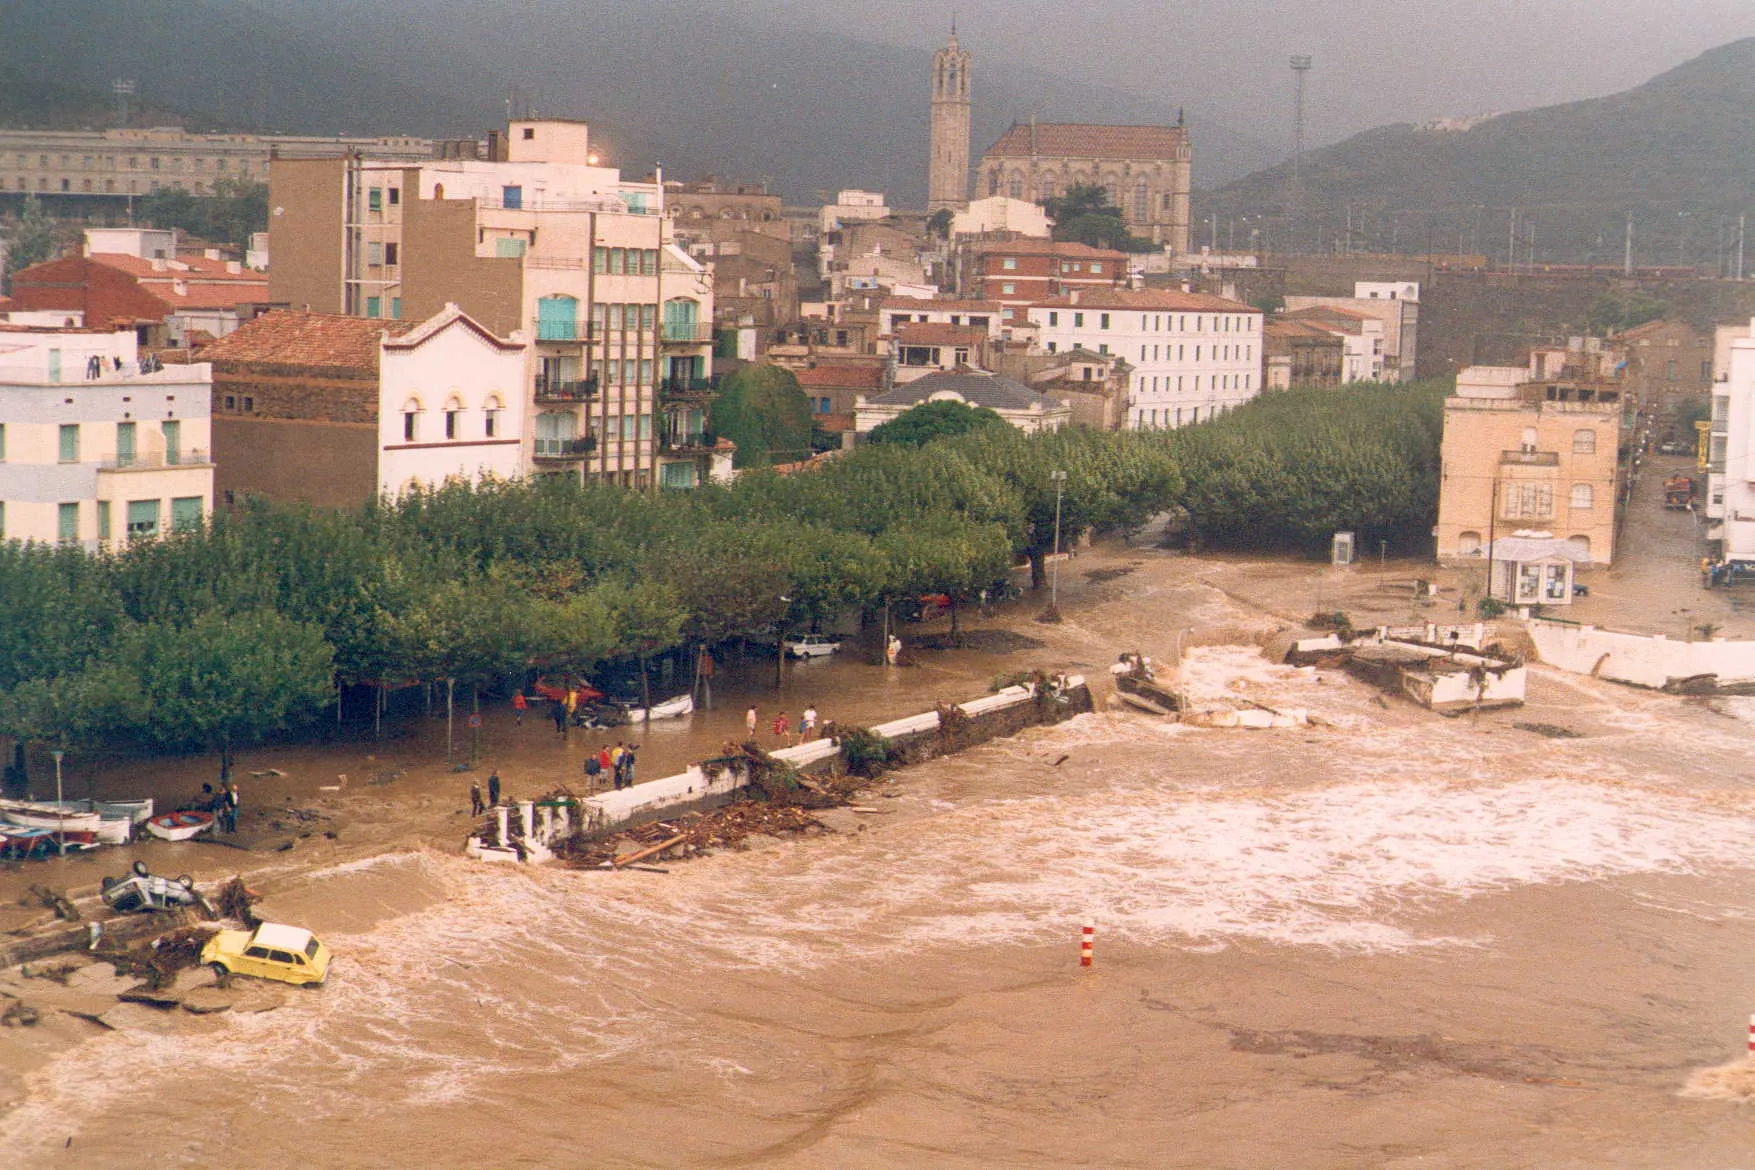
{"left": 583, "top": 742, "right": 639, "bottom": 790}
{"left": 468, "top": 770, "right": 504, "bottom": 816}
{"left": 744, "top": 703, "right": 822, "bottom": 745}
{"left": 196, "top": 782, "right": 242, "bottom": 833}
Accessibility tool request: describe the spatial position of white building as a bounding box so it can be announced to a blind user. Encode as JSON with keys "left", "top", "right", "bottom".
{"left": 1027, "top": 288, "right": 1262, "bottom": 429}
{"left": 1709, "top": 320, "right": 1755, "bottom": 562}
{"left": 820, "top": 189, "right": 890, "bottom": 234}
{"left": 0, "top": 324, "right": 212, "bottom": 549}
{"left": 950, "top": 196, "right": 1051, "bottom": 238}
{"left": 377, "top": 306, "right": 530, "bottom": 498}
{"left": 1283, "top": 282, "right": 1419, "bottom": 382}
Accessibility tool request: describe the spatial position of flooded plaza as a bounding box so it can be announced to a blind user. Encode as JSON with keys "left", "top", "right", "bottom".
{"left": 3, "top": 541, "right": 1755, "bottom": 1168}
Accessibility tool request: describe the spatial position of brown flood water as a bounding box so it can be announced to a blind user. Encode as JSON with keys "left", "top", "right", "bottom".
{"left": 4, "top": 544, "right": 1755, "bottom": 1168}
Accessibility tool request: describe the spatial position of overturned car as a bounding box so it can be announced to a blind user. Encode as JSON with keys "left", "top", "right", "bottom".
{"left": 100, "top": 861, "right": 212, "bottom": 914}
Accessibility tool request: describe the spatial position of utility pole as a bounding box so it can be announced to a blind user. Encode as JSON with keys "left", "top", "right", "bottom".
{"left": 1290, "top": 55, "right": 1312, "bottom": 253}
{"left": 1047, "top": 470, "right": 1067, "bottom": 621}
{"left": 1624, "top": 212, "right": 1634, "bottom": 276}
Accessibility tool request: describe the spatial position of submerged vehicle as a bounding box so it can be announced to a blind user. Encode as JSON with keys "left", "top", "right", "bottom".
{"left": 202, "top": 921, "right": 331, "bottom": 986}
{"left": 784, "top": 633, "right": 843, "bottom": 659}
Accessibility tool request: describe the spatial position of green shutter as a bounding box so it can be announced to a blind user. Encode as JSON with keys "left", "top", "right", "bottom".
{"left": 171, "top": 496, "right": 203, "bottom": 532}
{"left": 59, "top": 424, "right": 79, "bottom": 463}
{"left": 57, "top": 502, "right": 78, "bottom": 542}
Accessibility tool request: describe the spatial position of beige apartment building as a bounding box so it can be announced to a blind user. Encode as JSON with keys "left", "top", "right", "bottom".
{"left": 1436, "top": 363, "right": 1624, "bottom": 567}
{"left": 0, "top": 126, "right": 434, "bottom": 201}
{"left": 269, "top": 119, "right": 722, "bottom": 489}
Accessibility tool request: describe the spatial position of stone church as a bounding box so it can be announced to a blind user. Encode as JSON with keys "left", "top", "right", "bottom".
{"left": 927, "top": 30, "right": 1193, "bottom": 254}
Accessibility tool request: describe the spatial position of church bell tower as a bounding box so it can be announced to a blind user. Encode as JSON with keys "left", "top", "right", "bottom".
{"left": 928, "top": 29, "right": 972, "bottom": 213}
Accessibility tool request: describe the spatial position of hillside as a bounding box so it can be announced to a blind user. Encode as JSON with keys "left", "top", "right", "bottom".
{"left": 1198, "top": 38, "right": 1755, "bottom": 266}
{"left": 0, "top": 0, "right": 1274, "bottom": 204}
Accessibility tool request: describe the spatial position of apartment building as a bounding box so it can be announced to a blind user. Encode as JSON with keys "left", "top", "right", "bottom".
{"left": 1611, "top": 318, "right": 1713, "bottom": 420}
{"left": 0, "top": 324, "right": 211, "bottom": 549}
{"left": 960, "top": 238, "right": 1128, "bottom": 323}
{"left": 1027, "top": 288, "right": 1262, "bottom": 429}
{"left": 1282, "top": 306, "right": 1385, "bottom": 383}
{"left": 0, "top": 126, "right": 434, "bottom": 202}
{"left": 1262, "top": 318, "right": 1345, "bottom": 389}
{"left": 268, "top": 119, "right": 722, "bottom": 490}
{"left": 1436, "top": 362, "right": 1623, "bottom": 566}
{"left": 1283, "top": 282, "right": 1419, "bottom": 382}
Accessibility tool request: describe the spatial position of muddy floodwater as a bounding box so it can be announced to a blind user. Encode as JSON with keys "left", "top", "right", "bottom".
{"left": 4, "top": 546, "right": 1755, "bottom": 1168}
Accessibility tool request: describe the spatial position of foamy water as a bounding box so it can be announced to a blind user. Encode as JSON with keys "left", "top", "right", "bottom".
{"left": 9, "top": 644, "right": 1755, "bottom": 1165}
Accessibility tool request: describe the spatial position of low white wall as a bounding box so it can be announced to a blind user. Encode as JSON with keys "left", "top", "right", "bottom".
{"left": 573, "top": 682, "right": 1054, "bottom": 836}
{"left": 1528, "top": 619, "right": 1755, "bottom": 689}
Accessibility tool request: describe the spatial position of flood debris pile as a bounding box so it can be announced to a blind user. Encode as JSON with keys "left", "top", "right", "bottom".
{"left": 557, "top": 804, "right": 829, "bottom": 870}
{"left": 1278, "top": 620, "right": 1526, "bottom": 713}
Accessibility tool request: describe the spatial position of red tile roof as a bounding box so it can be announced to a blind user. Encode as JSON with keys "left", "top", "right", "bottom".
{"left": 196, "top": 310, "right": 417, "bottom": 370}
{"left": 880, "top": 297, "right": 1003, "bottom": 313}
{"left": 1032, "top": 288, "right": 1257, "bottom": 313}
{"left": 792, "top": 363, "right": 885, "bottom": 390}
{"left": 975, "top": 238, "right": 1129, "bottom": 260}
{"left": 984, "top": 123, "right": 1189, "bottom": 161}
{"left": 894, "top": 322, "right": 987, "bottom": 346}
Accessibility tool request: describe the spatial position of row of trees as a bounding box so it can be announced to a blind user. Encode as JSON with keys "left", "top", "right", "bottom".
{"left": 0, "top": 382, "right": 1446, "bottom": 779}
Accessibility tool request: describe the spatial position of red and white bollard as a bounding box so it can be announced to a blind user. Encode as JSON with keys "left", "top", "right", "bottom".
{"left": 1080, "top": 922, "right": 1094, "bottom": 968}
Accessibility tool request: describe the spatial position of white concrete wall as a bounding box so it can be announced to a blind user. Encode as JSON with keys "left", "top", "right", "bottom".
{"left": 1528, "top": 619, "right": 1755, "bottom": 689}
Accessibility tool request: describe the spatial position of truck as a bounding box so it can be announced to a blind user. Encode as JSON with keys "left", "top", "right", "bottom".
{"left": 1664, "top": 475, "right": 1696, "bottom": 510}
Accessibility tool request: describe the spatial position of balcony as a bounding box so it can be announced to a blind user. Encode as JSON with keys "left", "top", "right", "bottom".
{"left": 532, "top": 434, "right": 598, "bottom": 461}
{"left": 661, "top": 375, "right": 717, "bottom": 400}
{"left": 535, "top": 377, "right": 598, "bottom": 404}
{"left": 99, "top": 448, "right": 213, "bottom": 470}
{"left": 1499, "top": 449, "right": 1559, "bottom": 466}
{"left": 661, "top": 322, "right": 714, "bottom": 345}
{"left": 534, "top": 319, "right": 594, "bottom": 343}
{"left": 661, "top": 430, "right": 717, "bottom": 454}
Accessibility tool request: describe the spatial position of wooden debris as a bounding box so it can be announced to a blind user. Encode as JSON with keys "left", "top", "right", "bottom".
{"left": 613, "top": 834, "right": 687, "bottom": 869}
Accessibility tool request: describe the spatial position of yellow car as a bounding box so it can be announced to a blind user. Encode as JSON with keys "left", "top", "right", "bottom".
{"left": 201, "top": 922, "right": 331, "bottom": 987}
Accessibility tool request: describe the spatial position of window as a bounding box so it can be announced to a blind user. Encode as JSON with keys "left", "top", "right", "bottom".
{"left": 1570, "top": 484, "right": 1594, "bottom": 509}
{"left": 384, "top": 243, "right": 398, "bottom": 266}
{"left": 365, "top": 296, "right": 382, "bottom": 318}
{"left": 59, "top": 424, "right": 79, "bottom": 463}
{"left": 494, "top": 237, "right": 527, "bottom": 258}
{"left": 171, "top": 497, "right": 202, "bottom": 531}
{"left": 367, "top": 242, "right": 383, "bottom": 266}
{"left": 444, "top": 410, "right": 458, "bottom": 440}
{"left": 1503, "top": 482, "right": 1554, "bottom": 520}
{"left": 96, "top": 500, "right": 110, "bottom": 542}
{"left": 1100, "top": 313, "right": 1110, "bottom": 330}
{"left": 388, "top": 187, "right": 400, "bottom": 205}
{"left": 1572, "top": 429, "right": 1596, "bottom": 454}
{"left": 1001, "top": 282, "right": 1016, "bottom": 295}
{"left": 522, "top": 127, "right": 535, "bottom": 140}
{"left": 390, "top": 297, "right": 401, "bottom": 320}
{"left": 1047, "top": 312, "right": 1058, "bottom": 326}
{"left": 58, "top": 503, "right": 78, "bottom": 543}
{"left": 1090, "top": 263, "right": 1103, "bottom": 275}
{"left": 0, "top": 422, "right": 4, "bottom": 460}
{"left": 403, "top": 406, "right": 418, "bottom": 442}
{"left": 126, "top": 499, "right": 160, "bottom": 540}
{"left": 1002, "top": 257, "right": 1017, "bottom": 270}
{"left": 610, "top": 248, "right": 626, "bottom": 274}
{"left": 642, "top": 249, "right": 658, "bottom": 275}
{"left": 113, "top": 421, "right": 137, "bottom": 466}
{"left": 1073, "top": 312, "right": 1085, "bottom": 328}
{"left": 501, "top": 185, "right": 522, "bottom": 210}
{"left": 593, "top": 247, "right": 608, "bottom": 273}
{"left": 162, "top": 420, "right": 180, "bottom": 464}
{"left": 368, "top": 188, "right": 382, "bottom": 212}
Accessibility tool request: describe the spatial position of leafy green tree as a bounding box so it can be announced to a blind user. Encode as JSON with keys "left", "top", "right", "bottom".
{"left": 1040, "top": 182, "right": 1151, "bottom": 251}
{"left": 926, "top": 208, "right": 954, "bottom": 238}
{"left": 3, "top": 195, "right": 59, "bottom": 289}
{"left": 135, "top": 179, "right": 267, "bottom": 251}
{"left": 867, "top": 400, "right": 1006, "bottom": 447}
{"left": 709, "top": 364, "right": 815, "bottom": 468}
{"left": 122, "top": 609, "right": 335, "bottom": 783}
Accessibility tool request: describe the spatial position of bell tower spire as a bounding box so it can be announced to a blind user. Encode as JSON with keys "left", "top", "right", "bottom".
{"left": 928, "top": 27, "right": 972, "bottom": 214}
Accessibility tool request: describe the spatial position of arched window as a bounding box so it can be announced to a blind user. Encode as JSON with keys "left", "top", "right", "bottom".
{"left": 1458, "top": 531, "right": 1483, "bottom": 555}
{"left": 988, "top": 172, "right": 1000, "bottom": 196}
{"left": 1570, "top": 483, "right": 1593, "bottom": 509}
{"left": 1132, "top": 180, "right": 1149, "bottom": 221}
{"left": 1008, "top": 171, "right": 1023, "bottom": 199}
{"left": 401, "top": 397, "right": 422, "bottom": 443}
{"left": 443, "top": 394, "right": 463, "bottom": 440}
{"left": 484, "top": 395, "right": 502, "bottom": 439}
{"left": 1572, "top": 428, "right": 1596, "bottom": 454}
{"left": 1038, "top": 174, "right": 1056, "bottom": 201}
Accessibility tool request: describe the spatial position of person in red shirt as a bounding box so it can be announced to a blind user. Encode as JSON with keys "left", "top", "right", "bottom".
{"left": 511, "top": 691, "right": 527, "bottom": 725}
{"left": 772, "top": 711, "right": 790, "bottom": 741}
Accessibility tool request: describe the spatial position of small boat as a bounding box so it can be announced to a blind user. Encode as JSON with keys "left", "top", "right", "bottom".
{"left": 623, "top": 693, "right": 694, "bottom": 722}
{"left": 23, "top": 799, "right": 153, "bottom": 844}
{"left": 0, "top": 826, "right": 56, "bottom": 859}
{"left": 0, "top": 799, "right": 103, "bottom": 834}
{"left": 145, "top": 810, "right": 215, "bottom": 841}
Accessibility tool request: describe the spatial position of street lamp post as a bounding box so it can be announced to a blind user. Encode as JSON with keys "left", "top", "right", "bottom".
{"left": 51, "top": 749, "right": 65, "bottom": 856}
{"left": 1047, "top": 470, "right": 1068, "bottom": 620}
